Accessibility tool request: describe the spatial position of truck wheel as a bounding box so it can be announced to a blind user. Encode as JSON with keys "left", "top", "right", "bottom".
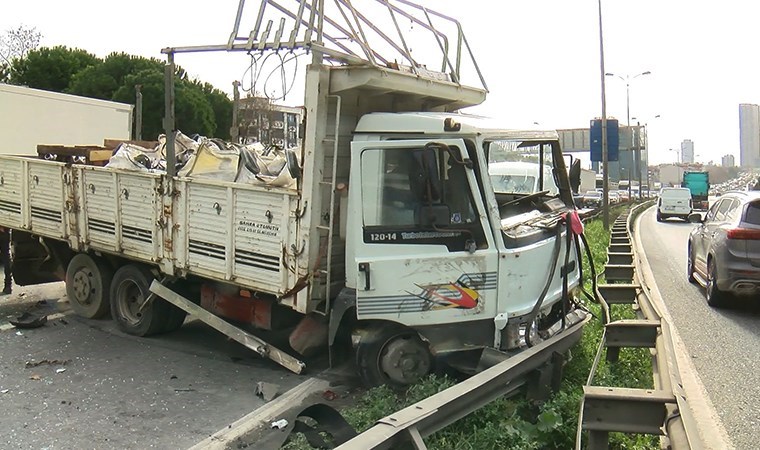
{"left": 110, "top": 264, "right": 170, "bottom": 336}
{"left": 65, "top": 253, "right": 113, "bottom": 319}
{"left": 355, "top": 323, "right": 432, "bottom": 387}
{"left": 161, "top": 281, "right": 196, "bottom": 333}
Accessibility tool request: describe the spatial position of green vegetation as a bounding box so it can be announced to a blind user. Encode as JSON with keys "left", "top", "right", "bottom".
{"left": 286, "top": 205, "right": 657, "bottom": 449}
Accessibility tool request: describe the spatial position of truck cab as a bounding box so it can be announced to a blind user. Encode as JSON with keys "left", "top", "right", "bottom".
{"left": 344, "top": 113, "right": 582, "bottom": 383}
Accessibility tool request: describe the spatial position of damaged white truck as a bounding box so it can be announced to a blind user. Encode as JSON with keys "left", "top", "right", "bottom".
{"left": 0, "top": 0, "right": 589, "bottom": 385}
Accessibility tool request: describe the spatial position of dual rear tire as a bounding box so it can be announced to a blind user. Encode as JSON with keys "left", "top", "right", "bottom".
{"left": 65, "top": 254, "right": 187, "bottom": 335}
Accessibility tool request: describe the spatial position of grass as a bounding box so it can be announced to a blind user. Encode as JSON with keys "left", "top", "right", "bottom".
{"left": 285, "top": 204, "right": 657, "bottom": 449}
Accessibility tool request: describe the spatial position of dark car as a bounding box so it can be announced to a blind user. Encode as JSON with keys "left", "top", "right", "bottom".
{"left": 687, "top": 191, "right": 760, "bottom": 306}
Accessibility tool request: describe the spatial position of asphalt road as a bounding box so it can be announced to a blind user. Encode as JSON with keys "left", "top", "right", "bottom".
{"left": 639, "top": 206, "right": 760, "bottom": 450}
{"left": 0, "top": 283, "right": 320, "bottom": 450}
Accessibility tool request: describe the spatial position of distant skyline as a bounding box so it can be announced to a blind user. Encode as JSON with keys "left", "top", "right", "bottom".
{"left": 4, "top": 0, "right": 760, "bottom": 167}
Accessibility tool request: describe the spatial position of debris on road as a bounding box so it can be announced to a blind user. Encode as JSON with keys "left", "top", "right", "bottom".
{"left": 10, "top": 311, "right": 49, "bottom": 329}
{"left": 29, "top": 374, "right": 41, "bottom": 380}
{"left": 55, "top": 368, "right": 66, "bottom": 374}
{"left": 255, "top": 381, "right": 280, "bottom": 402}
{"left": 322, "top": 390, "right": 338, "bottom": 401}
{"left": 1, "top": 389, "right": 9, "bottom": 394}
{"left": 15, "top": 331, "right": 23, "bottom": 336}
{"left": 25, "top": 359, "right": 71, "bottom": 368}
{"left": 270, "top": 419, "right": 288, "bottom": 430}
{"left": 174, "top": 388, "right": 196, "bottom": 392}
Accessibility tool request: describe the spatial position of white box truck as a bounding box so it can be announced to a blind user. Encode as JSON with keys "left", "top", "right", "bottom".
{"left": 0, "top": 83, "right": 133, "bottom": 155}
{"left": 0, "top": 0, "right": 588, "bottom": 385}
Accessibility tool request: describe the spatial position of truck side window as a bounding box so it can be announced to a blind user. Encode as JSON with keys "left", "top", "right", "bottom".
{"left": 360, "top": 146, "right": 486, "bottom": 251}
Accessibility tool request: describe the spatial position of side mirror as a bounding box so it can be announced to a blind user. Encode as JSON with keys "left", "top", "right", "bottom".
{"left": 688, "top": 212, "right": 704, "bottom": 223}
{"left": 568, "top": 159, "right": 581, "bottom": 194}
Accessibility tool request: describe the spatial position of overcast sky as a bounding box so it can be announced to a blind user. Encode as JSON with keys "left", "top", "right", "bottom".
{"left": 4, "top": 0, "right": 760, "bottom": 166}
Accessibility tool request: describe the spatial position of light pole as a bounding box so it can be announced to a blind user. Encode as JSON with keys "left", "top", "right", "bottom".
{"left": 631, "top": 114, "right": 660, "bottom": 199}
{"left": 597, "top": 0, "right": 610, "bottom": 230}
{"left": 605, "top": 71, "right": 651, "bottom": 201}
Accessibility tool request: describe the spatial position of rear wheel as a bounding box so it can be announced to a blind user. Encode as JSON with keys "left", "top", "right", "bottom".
{"left": 706, "top": 259, "right": 727, "bottom": 307}
{"left": 656, "top": 211, "right": 663, "bottom": 222}
{"left": 110, "top": 264, "right": 171, "bottom": 336}
{"left": 355, "top": 323, "right": 432, "bottom": 387}
{"left": 65, "top": 253, "right": 113, "bottom": 319}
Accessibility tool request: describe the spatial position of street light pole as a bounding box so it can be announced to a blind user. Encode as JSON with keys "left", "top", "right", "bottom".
{"left": 606, "top": 70, "right": 651, "bottom": 202}
{"left": 598, "top": 0, "right": 609, "bottom": 230}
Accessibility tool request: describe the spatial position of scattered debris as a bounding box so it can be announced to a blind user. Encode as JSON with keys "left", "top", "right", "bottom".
{"left": 55, "top": 368, "right": 66, "bottom": 374}
{"left": 10, "top": 312, "right": 47, "bottom": 329}
{"left": 170, "top": 375, "right": 178, "bottom": 380}
{"left": 255, "top": 381, "right": 280, "bottom": 402}
{"left": 174, "top": 388, "right": 196, "bottom": 392}
{"left": 271, "top": 419, "right": 288, "bottom": 430}
{"left": 322, "top": 390, "right": 338, "bottom": 401}
{"left": 1, "top": 389, "right": 9, "bottom": 394}
{"left": 18, "top": 293, "right": 26, "bottom": 298}
{"left": 15, "top": 331, "right": 23, "bottom": 336}
{"left": 29, "top": 374, "right": 41, "bottom": 381}
{"left": 60, "top": 319, "right": 68, "bottom": 325}
{"left": 36, "top": 300, "right": 48, "bottom": 306}
{"left": 25, "top": 359, "right": 71, "bottom": 368}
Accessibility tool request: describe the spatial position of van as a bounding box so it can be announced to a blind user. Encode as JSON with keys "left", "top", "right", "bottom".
{"left": 657, "top": 187, "right": 692, "bottom": 221}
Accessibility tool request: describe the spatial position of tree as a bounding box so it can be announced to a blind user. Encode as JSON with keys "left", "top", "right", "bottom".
{"left": 68, "top": 52, "right": 164, "bottom": 100}
{"left": 10, "top": 46, "right": 99, "bottom": 92}
{"left": 0, "top": 25, "right": 42, "bottom": 83}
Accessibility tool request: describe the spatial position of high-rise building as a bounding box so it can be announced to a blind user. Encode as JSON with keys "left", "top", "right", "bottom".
{"left": 681, "top": 139, "right": 694, "bottom": 164}
{"left": 739, "top": 103, "right": 760, "bottom": 168}
{"left": 722, "top": 154, "right": 735, "bottom": 167}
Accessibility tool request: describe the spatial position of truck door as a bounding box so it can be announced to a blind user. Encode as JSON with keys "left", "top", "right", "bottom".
{"left": 348, "top": 139, "right": 498, "bottom": 328}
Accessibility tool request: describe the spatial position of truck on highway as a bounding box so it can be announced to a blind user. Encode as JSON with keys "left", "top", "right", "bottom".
{"left": 0, "top": 0, "right": 587, "bottom": 385}
{"left": 0, "top": 83, "right": 133, "bottom": 155}
{"left": 683, "top": 171, "right": 710, "bottom": 210}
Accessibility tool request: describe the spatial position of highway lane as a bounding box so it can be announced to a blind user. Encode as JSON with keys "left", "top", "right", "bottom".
{"left": 639, "top": 206, "right": 760, "bottom": 449}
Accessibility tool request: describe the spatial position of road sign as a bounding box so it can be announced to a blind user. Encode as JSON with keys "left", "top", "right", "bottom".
{"left": 590, "top": 119, "right": 619, "bottom": 162}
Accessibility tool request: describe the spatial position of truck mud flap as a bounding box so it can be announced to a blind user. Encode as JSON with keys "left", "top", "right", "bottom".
{"left": 11, "top": 232, "right": 72, "bottom": 286}
{"left": 149, "top": 280, "right": 306, "bottom": 374}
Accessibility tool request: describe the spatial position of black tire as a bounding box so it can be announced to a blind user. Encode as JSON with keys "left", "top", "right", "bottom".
{"left": 110, "top": 265, "right": 171, "bottom": 336}
{"left": 161, "top": 281, "right": 198, "bottom": 333}
{"left": 656, "top": 211, "right": 663, "bottom": 222}
{"left": 687, "top": 244, "right": 697, "bottom": 284}
{"left": 355, "top": 323, "right": 432, "bottom": 387}
{"left": 706, "top": 259, "right": 727, "bottom": 307}
{"left": 65, "top": 253, "right": 113, "bottom": 319}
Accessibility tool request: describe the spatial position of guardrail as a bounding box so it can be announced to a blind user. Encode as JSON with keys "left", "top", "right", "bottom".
{"left": 574, "top": 202, "right": 710, "bottom": 449}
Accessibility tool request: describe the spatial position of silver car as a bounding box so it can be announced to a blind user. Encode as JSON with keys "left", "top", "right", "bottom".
{"left": 687, "top": 191, "right": 760, "bottom": 306}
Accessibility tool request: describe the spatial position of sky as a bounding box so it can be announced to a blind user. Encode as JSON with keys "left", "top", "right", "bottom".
{"left": 3, "top": 0, "right": 760, "bottom": 167}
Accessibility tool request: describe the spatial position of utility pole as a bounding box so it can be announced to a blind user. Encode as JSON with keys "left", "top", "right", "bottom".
{"left": 135, "top": 84, "right": 143, "bottom": 141}
{"left": 598, "top": 0, "right": 609, "bottom": 230}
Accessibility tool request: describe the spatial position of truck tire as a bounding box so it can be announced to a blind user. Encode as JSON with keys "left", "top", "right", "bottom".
{"left": 161, "top": 281, "right": 198, "bottom": 333}
{"left": 355, "top": 323, "right": 432, "bottom": 387}
{"left": 65, "top": 253, "right": 113, "bottom": 319}
{"left": 110, "top": 264, "right": 170, "bottom": 336}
